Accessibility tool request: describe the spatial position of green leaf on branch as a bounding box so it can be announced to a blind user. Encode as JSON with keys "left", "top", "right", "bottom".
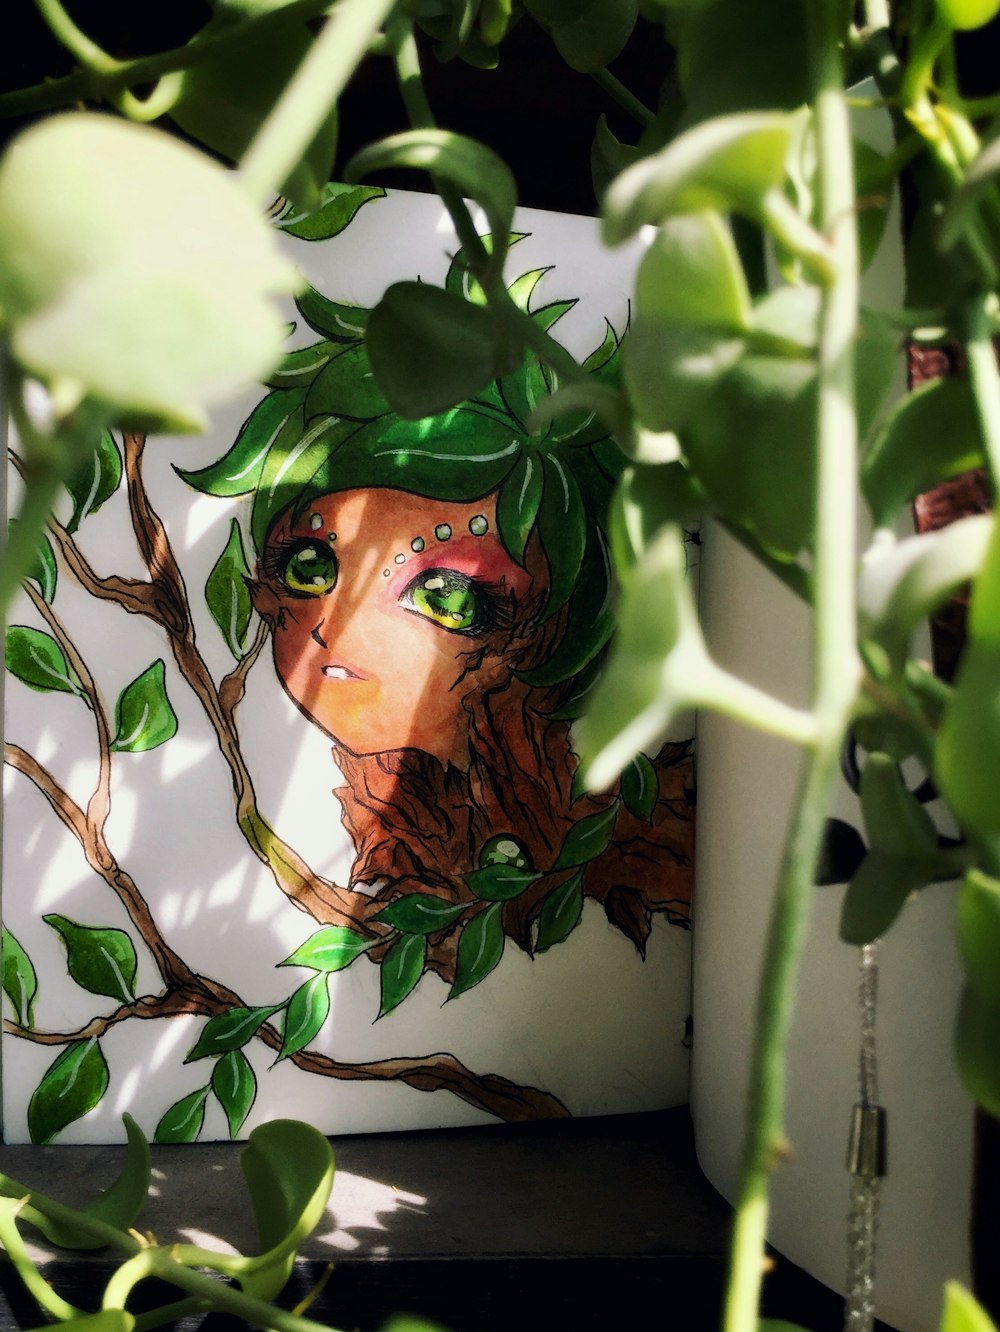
{"left": 2, "top": 928, "right": 37, "bottom": 1028}
{"left": 554, "top": 801, "right": 620, "bottom": 869}
{"left": 378, "top": 934, "right": 427, "bottom": 1018}
{"left": 212, "top": 1049, "right": 257, "bottom": 1139}
{"left": 43, "top": 913, "right": 138, "bottom": 1004}
{"left": 28, "top": 1039, "right": 109, "bottom": 1144}
{"left": 345, "top": 130, "right": 516, "bottom": 280}
{"left": 603, "top": 112, "right": 794, "bottom": 244}
{"left": 279, "top": 925, "right": 372, "bottom": 972}
{"left": 448, "top": 903, "right": 505, "bottom": 999}
{"left": 463, "top": 865, "right": 539, "bottom": 901}
{"left": 365, "top": 282, "right": 507, "bottom": 420}
{"left": 862, "top": 379, "right": 983, "bottom": 531}
{"left": 536, "top": 868, "right": 585, "bottom": 951}
{"left": 238, "top": 1119, "right": 334, "bottom": 1300}
{"left": 155, "top": 1086, "right": 210, "bottom": 1144}
{"left": 5, "top": 626, "right": 85, "bottom": 698}
{"left": 278, "top": 973, "right": 330, "bottom": 1060}
{"left": 958, "top": 869, "right": 1000, "bottom": 1005}
{"left": 276, "top": 183, "right": 386, "bottom": 240}
{"left": 859, "top": 753, "right": 939, "bottom": 858}
{"left": 65, "top": 429, "right": 122, "bottom": 535}
{"left": 187, "top": 1004, "right": 283, "bottom": 1061}
{"left": 0, "top": 114, "right": 297, "bottom": 431}
{"left": 621, "top": 753, "right": 658, "bottom": 821}
{"left": 170, "top": 18, "right": 339, "bottom": 211}
{"left": 111, "top": 660, "right": 178, "bottom": 753}
{"left": 956, "top": 984, "right": 1000, "bottom": 1119}
{"left": 11, "top": 524, "right": 58, "bottom": 604}
{"left": 373, "top": 894, "right": 468, "bottom": 935}
{"left": 206, "top": 520, "right": 253, "bottom": 658}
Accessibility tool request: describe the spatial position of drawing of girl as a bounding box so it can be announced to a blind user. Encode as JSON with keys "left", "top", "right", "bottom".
{"left": 181, "top": 259, "right": 694, "bottom": 977}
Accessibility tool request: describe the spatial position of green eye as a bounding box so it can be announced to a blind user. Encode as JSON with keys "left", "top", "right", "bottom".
{"left": 407, "top": 571, "right": 480, "bottom": 632}
{"left": 278, "top": 539, "right": 338, "bottom": 597}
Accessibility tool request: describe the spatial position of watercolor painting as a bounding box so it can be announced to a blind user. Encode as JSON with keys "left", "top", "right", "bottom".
{"left": 3, "top": 188, "right": 695, "bottom": 1143}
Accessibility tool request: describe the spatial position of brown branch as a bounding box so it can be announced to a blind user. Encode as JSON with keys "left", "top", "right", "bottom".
{"left": 6, "top": 975, "right": 571, "bottom": 1124}
{"left": 219, "top": 619, "right": 269, "bottom": 730}
{"left": 19, "top": 580, "right": 114, "bottom": 846}
{"left": 4, "top": 745, "right": 195, "bottom": 990}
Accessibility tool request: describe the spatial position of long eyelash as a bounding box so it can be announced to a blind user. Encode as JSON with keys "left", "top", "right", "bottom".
{"left": 403, "top": 570, "right": 515, "bottom": 638}
{"left": 261, "top": 537, "right": 296, "bottom": 584}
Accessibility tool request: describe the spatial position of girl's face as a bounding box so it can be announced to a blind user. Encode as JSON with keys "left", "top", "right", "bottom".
{"left": 262, "top": 488, "right": 536, "bottom": 768}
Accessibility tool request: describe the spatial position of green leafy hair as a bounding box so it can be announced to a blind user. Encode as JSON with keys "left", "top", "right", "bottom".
{"left": 179, "top": 242, "right": 626, "bottom": 701}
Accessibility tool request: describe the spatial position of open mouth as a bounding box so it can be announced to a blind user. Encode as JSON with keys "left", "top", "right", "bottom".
{"left": 321, "top": 664, "right": 362, "bottom": 681}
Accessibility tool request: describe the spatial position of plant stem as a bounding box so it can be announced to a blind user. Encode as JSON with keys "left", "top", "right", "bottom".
{"left": 239, "top": 0, "right": 399, "bottom": 207}
{"left": 591, "top": 68, "right": 655, "bottom": 129}
{"left": 0, "top": 0, "right": 337, "bottom": 118}
{"left": 34, "top": 0, "right": 120, "bottom": 74}
{"left": 964, "top": 295, "right": 1000, "bottom": 488}
{"left": 721, "top": 2, "right": 861, "bottom": 1327}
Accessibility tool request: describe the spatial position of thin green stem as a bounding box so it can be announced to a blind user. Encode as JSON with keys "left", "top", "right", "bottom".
{"left": 721, "top": 2, "right": 861, "bottom": 1328}
{"left": 964, "top": 295, "right": 1000, "bottom": 488}
{"left": 104, "top": 1247, "right": 347, "bottom": 1332}
{"left": 133, "top": 1297, "right": 210, "bottom": 1331}
{"left": 0, "top": 0, "right": 338, "bottom": 118}
{"left": 34, "top": 0, "right": 120, "bottom": 74}
{"left": 112, "top": 72, "right": 184, "bottom": 123}
{"left": 697, "top": 663, "right": 819, "bottom": 747}
{"left": 239, "top": 0, "right": 399, "bottom": 207}
{"left": 760, "top": 190, "right": 837, "bottom": 286}
{"left": 387, "top": 12, "right": 587, "bottom": 390}
{"left": 591, "top": 68, "right": 655, "bottom": 129}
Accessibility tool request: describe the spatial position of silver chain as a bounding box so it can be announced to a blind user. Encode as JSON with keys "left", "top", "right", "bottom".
{"left": 844, "top": 941, "right": 885, "bottom": 1332}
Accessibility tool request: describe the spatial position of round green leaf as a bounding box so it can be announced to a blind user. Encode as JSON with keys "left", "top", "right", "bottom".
{"left": 111, "top": 660, "right": 178, "bottom": 753}
{"left": 212, "top": 1049, "right": 257, "bottom": 1139}
{"left": 28, "top": 1038, "right": 109, "bottom": 1144}
{"left": 5, "top": 625, "right": 84, "bottom": 698}
{"left": 535, "top": 868, "right": 585, "bottom": 952}
{"left": 937, "top": 0, "right": 1000, "bottom": 30}
{"left": 366, "top": 282, "right": 505, "bottom": 420}
{"left": 154, "top": 1086, "right": 210, "bottom": 1144}
{"left": 170, "top": 19, "right": 339, "bottom": 211}
{"left": 603, "top": 112, "right": 794, "bottom": 244}
{"left": 373, "top": 894, "right": 469, "bottom": 935}
{"left": 0, "top": 114, "right": 297, "bottom": 430}
{"left": 956, "top": 984, "right": 1000, "bottom": 1119}
{"left": 635, "top": 211, "right": 751, "bottom": 331}
{"left": 553, "top": 801, "right": 620, "bottom": 869}
{"left": 279, "top": 973, "right": 330, "bottom": 1059}
{"left": 2, "top": 928, "right": 37, "bottom": 1028}
{"left": 378, "top": 934, "right": 428, "bottom": 1019}
{"left": 206, "top": 520, "right": 253, "bottom": 658}
{"left": 545, "top": 0, "right": 638, "bottom": 73}
{"left": 463, "top": 865, "right": 539, "bottom": 901}
{"left": 186, "top": 1003, "right": 283, "bottom": 1061}
{"left": 43, "top": 913, "right": 137, "bottom": 1005}
{"left": 345, "top": 129, "right": 516, "bottom": 278}
{"left": 448, "top": 903, "right": 505, "bottom": 1000}
{"left": 65, "top": 429, "right": 122, "bottom": 535}
{"left": 958, "top": 869, "right": 1000, "bottom": 1005}
{"left": 280, "top": 925, "right": 372, "bottom": 972}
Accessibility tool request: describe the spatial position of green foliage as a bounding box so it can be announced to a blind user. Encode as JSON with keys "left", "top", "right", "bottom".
{"left": 280, "top": 924, "right": 373, "bottom": 971}
{"left": 187, "top": 1003, "right": 284, "bottom": 1060}
{"left": 65, "top": 429, "right": 123, "bottom": 534}
{"left": 448, "top": 902, "right": 505, "bottom": 998}
{"left": 110, "top": 660, "right": 178, "bottom": 753}
{"left": 28, "top": 1039, "right": 109, "bottom": 1144}
{"left": 205, "top": 519, "right": 254, "bottom": 657}
{"left": 2, "top": 928, "right": 37, "bottom": 1028}
{"left": 279, "top": 973, "right": 331, "bottom": 1059}
{"left": 379, "top": 933, "right": 428, "bottom": 1017}
{"left": 535, "top": 867, "right": 585, "bottom": 951}
{"left": 212, "top": 1049, "right": 257, "bottom": 1138}
{"left": 5, "top": 625, "right": 85, "bottom": 698}
{"left": 44, "top": 913, "right": 138, "bottom": 1004}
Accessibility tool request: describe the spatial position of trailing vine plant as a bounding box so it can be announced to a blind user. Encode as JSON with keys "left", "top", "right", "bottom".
{"left": 3, "top": 1, "right": 1000, "bottom": 1331}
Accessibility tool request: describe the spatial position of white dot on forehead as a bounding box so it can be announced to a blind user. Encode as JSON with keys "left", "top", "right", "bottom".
{"left": 434, "top": 523, "right": 452, "bottom": 542}
{"left": 411, "top": 537, "right": 425, "bottom": 552}
{"left": 309, "top": 513, "right": 323, "bottom": 530}
{"left": 469, "top": 514, "right": 488, "bottom": 536}
{"left": 394, "top": 553, "right": 406, "bottom": 564}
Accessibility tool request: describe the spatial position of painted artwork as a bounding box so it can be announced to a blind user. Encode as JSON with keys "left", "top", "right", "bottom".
{"left": 2, "top": 189, "right": 695, "bottom": 1143}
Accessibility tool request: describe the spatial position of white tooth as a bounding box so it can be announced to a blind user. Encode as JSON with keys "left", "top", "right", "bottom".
{"left": 322, "top": 666, "right": 351, "bottom": 680}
